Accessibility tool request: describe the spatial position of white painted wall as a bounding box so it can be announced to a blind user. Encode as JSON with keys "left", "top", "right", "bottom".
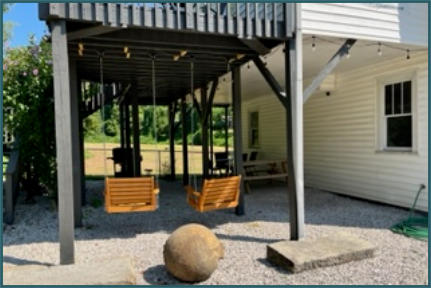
{"left": 241, "top": 52, "right": 428, "bottom": 211}
{"left": 301, "top": 3, "right": 428, "bottom": 47}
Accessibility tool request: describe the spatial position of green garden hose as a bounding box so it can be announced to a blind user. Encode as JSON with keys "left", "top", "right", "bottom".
{"left": 390, "top": 184, "right": 428, "bottom": 240}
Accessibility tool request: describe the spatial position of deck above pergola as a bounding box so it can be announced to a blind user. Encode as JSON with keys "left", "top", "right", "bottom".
{"left": 40, "top": 3, "right": 294, "bottom": 104}
{"left": 40, "top": 2, "right": 304, "bottom": 266}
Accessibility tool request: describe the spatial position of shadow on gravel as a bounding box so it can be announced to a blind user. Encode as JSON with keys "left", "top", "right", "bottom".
{"left": 3, "top": 255, "right": 54, "bottom": 267}
{"left": 3, "top": 179, "right": 410, "bottom": 246}
{"left": 142, "top": 264, "right": 181, "bottom": 285}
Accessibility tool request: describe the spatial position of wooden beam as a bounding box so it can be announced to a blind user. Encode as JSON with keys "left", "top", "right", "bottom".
{"left": 169, "top": 101, "right": 177, "bottom": 180}
{"left": 240, "top": 38, "right": 270, "bottom": 55}
{"left": 51, "top": 20, "right": 75, "bottom": 265}
{"left": 132, "top": 91, "right": 141, "bottom": 176}
{"left": 181, "top": 97, "right": 189, "bottom": 185}
{"left": 67, "top": 25, "right": 120, "bottom": 41}
{"left": 285, "top": 4, "right": 304, "bottom": 240}
{"left": 203, "top": 79, "right": 218, "bottom": 124}
{"left": 69, "top": 60, "right": 82, "bottom": 228}
{"left": 253, "top": 56, "right": 287, "bottom": 107}
{"left": 232, "top": 65, "right": 245, "bottom": 216}
{"left": 303, "top": 39, "right": 356, "bottom": 103}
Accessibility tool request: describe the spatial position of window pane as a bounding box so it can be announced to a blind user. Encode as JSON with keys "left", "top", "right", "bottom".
{"left": 385, "top": 85, "right": 392, "bottom": 115}
{"left": 394, "top": 83, "right": 402, "bottom": 114}
{"left": 387, "top": 116, "right": 412, "bottom": 147}
{"left": 403, "top": 81, "right": 411, "bottom": 113}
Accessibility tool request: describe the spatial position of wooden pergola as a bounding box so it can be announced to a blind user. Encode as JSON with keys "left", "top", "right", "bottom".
{"left": 39, "top": 3, "right": 304, "bottom": 265}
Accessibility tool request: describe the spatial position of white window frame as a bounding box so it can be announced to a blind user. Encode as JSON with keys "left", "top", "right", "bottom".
{"left": 377, "top": 71, "right": 417, "bottom": 152}
{"left": 248, "top": 110, "right": 260, "bottom": 149}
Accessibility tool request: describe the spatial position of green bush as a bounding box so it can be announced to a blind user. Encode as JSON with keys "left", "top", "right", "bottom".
{"left": 3, "top": 35, "right": 56, "bottom": 198}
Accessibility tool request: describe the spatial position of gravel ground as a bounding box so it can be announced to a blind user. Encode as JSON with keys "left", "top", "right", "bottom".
{"left": 3, "top": 180, "right": 428, "bottom": 285}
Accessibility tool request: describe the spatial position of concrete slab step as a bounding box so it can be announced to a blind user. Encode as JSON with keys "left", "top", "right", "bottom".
{"left": 4, "top": 257, "right": 136, "bottom": 285}
{"left": 267, "top": 232, "right": 375, "bottom": 273}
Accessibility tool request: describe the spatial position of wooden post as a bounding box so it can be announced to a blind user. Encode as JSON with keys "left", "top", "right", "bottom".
{"left": 78, "top": 79, "right": 86, "bottom": 206}
{"left": 232, "top": 65, "right": 245, "bottom": 216}
{"left": 124, "top": 103, "right": 132, "bottom": 176}
{"left": 285, "top": 4, "right": 304, "bottom": 240}
{"left": 181, "top": 97, "right": 189, "bottom": 185}
{"left": 51, "top": 20, "right": 75, "bottom": 265}
{"left": 201, "top": 86, "right": 209, "bottom": 179}
{"left": 119, "top": 103, "right": 125, "bottom": 149}
{"left": 224, "top": 105, "right": 229, "bottom": 155}
{"left": 132, "top": 92, "right": 141, "bottom": 176}
{"left": 209, "top": 107, "right": 214, "bottom": 175}
{"left": 169, "top": 102, "right": 176, "bottom": 180}
{"left": 69, "top": 60, "right": 82, "bottom": 228}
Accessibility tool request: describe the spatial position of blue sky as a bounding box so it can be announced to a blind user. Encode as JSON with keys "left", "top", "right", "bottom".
{"left": 3, "top": 3, "right": 47, "bottom": 47}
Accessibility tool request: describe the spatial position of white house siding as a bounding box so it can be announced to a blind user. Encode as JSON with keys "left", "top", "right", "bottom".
{"left": 301, "top": 3, "right": 428, "bottom": 47}
{"left": 242, "top": 52, "right": 428, "bottom": 211}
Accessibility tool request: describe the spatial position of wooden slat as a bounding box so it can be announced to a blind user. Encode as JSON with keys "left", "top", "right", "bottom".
{"left": 244, "top": 173, "right": 288, "bottom": 181}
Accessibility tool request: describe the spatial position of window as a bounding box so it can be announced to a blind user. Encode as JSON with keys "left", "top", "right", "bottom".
{"left": 249, "top": 111, "right": 259, "bottom": 148}
{"left": 382, "top": 80, "right": 413, "bottom": 150}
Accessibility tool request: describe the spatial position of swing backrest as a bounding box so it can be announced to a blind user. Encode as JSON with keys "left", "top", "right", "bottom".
{"left": 105, "top": 177, "right": 158, "bottom": 213}
{"left": 198, "top": 176, "right": 241, "bottom": 212}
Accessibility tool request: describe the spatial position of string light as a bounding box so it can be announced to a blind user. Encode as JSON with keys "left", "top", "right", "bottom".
{"left": 180, "top": 50, "right": 188, "bottom": 57}
{"left": 406, "top": 49, "right": 410, "bottom": 60}
{"left": 123, "top": 46, "right": 129, "bottom": 54}
{"left": 173, "top": 54, "right": 180, "bottom": 61}
{"left": 126, "top": 52, "right": 131, "bottom": 59}
{"left": 311, "top": 35, "right": 316, "bottom": 52}
{"left": 377, "top": 42, "right": 382, "bottom": 56}
{"left": 236, "top": 53, "right": 245, "bottom": 60}
{"left": 78, "top": 41, "right": 84, "bottom": 56}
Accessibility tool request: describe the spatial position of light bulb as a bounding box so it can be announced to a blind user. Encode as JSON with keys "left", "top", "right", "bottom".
{"left": 123, "top": 46, "right": 129, "bottom": 54}
{"left": 78, "top": 49, "right": 83, "bottom": 57}
{"left": 311, "top": 36, "right": 316, "bottom": 52}
{"left": 377, "top": 43, "right": 382, "bottom": 56}
{"left": 406, "top": 49, "right": 410, "bottom": 60}
{"left": 126, "top": 52, "right": 131, "bottom": 59}
{"left": 78, "top": 42, "right": 84, "bottom": 51}
{"left": 180, "top": 50, "right": 187, "bottom": 57}
{"left": 173, "top": 54, "right": 180, "bottom": 61}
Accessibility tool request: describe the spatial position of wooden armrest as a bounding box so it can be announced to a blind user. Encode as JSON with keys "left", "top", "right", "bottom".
{"left": 185, "top": 185, "right": 201, "bottom": 198}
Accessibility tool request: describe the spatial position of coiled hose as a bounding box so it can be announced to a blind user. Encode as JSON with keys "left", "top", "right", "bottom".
{"left": 390, "top": 184, "right": 428, "bottom": 241}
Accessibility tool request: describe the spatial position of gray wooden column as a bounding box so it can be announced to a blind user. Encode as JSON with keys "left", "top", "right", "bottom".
{"left": 169, "top": 102, "right": 176, "bottom": 180}
{"left": 69, "top": 61, "right": 82, "bottom": 228}
{"left": 51, "top": 20, "right": 75, "bottom": 265}
{"left": 232, "top": 65, "right": 245, "bottom": 216}
{"left": 201, "top": 86, "right": 209, "bottom": 179}
{"left": 285, "top": 4, "right": 304, "bottom": 240}
{"left": 119, "top": 103, "right": 125, "bottom": 149}
{"left": 132, "top": 92, "right": 141, "bottom": 176}
{"left": 209, "top": 107, "right": 214, "bottom": 175}
{"left": 181, "top": 97, "right": 189, "bottom": 185}
{"left": 78, "top": 79, "right": 86, "bottom": 206}
{"left": 224, "top": 105, "right": 229, "bottom": 155}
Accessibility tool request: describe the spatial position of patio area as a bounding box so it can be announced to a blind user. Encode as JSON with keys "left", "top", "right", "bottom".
{"left": 3, "top": 180, "right": 427, "bottom": 285}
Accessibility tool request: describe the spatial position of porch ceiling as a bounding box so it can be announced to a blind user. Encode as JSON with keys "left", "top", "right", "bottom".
{"left": 69, "top": 26, "right": 282, "bottom": 105}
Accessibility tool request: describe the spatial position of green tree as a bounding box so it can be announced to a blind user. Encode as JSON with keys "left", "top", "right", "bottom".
{"left": 3, "top": 35, "right": 56, "bottom": 200}
{"left": 3, "top": 4, "right": 15, "bottom": 46}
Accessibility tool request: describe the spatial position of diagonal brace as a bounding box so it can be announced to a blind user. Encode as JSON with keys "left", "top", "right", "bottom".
{"left": 253, "top": 57, "right": 287, "bottom": 107}
{"left": 303, "top": 39, "right": 356, "bottom": 103}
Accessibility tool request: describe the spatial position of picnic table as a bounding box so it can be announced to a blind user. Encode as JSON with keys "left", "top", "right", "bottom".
{"left": 243, "top": 159, "right": 288, "bottom": 192}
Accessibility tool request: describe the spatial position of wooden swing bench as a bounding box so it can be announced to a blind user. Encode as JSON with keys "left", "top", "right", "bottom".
{"left": 186, "top": 176, "right": 241, "bottom": 212}
{"left": 105, "top": 177, "right": 159, "bottom": 213}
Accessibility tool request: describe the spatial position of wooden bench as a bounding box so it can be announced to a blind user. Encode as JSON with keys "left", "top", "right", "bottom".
{"left": 105, "top": 177, "right": 159, "bottom": 213}
{"left": 186, "top": 176, "right": 241, "bottom": 212}
{"left": 243, "top": 160, "right": 288, "bottom": 192}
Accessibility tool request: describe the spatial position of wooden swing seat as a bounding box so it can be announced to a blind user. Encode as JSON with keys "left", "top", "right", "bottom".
{"left": 105, "top": 177, "right": 159, "bottom": 213}
{"left": 186, "top": 176, "right": 241, "bottom": 212}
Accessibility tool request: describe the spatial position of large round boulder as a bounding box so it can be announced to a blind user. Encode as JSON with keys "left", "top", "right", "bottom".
{"left": 163, "top": 223, "right": 224, "bottom": 282}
